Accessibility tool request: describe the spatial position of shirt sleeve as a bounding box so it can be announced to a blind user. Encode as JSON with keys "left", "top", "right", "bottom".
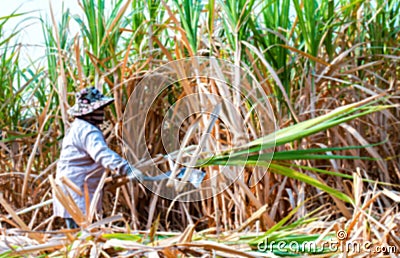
{"left": 81, "top": 125, "right": 130, "bottom": 175}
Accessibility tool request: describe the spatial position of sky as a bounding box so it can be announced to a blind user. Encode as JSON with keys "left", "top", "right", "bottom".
{"left": 0, "top": 0, "right": 82, "bottom": 65}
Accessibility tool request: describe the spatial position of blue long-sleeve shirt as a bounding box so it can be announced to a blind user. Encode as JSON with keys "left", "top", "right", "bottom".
{"left": 53, "top": 118, "right": 129, "bottom": 218}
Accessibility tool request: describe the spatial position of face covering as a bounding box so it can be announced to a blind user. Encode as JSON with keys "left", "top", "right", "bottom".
{"left": 79, "top": 109, "right": 105, "bottom": 127}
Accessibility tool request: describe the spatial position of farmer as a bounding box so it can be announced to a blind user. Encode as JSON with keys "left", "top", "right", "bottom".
{"left": 53, "top": 86, "right": 143, "bottom": 229}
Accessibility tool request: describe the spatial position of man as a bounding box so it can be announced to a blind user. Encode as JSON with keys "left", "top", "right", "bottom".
{"left": 53, "top": 86, "right": 143, "bottom": 229}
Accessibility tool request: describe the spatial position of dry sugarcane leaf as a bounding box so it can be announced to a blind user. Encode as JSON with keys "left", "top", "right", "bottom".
{"left": 48, "top": 2, "right": 69, "bottom": 128}
{"left": 49, "top": 175, "right": 86, "bottom": 227}
{"left": 60, "top": 176, "right": 83, "bottom": 196}
{"left": 21, "top": 114, "right": 50, "bottom": 201}
{"left": 74, "top": 35, "right": 84, "bottom": 90}
{"left": 7, "top": 239, "right": 66, "bottom": 256}
{"left": 237, "top": 204, "right": 268, "bottom": 232}
{"left": 86, "top": 214, "right": 124, "bottom": 231}
{"left": 0, "top": 194, "right": 43, "bottom": 243}
{"left": 177, "top": 224, "right": 196, "bottom": 243}
{"left": 0, "top": 235, "right": 38, "bottom": 254}
{"left": 382, "top": 188, "right": 400, "bottom": 203}
{"left": 175, "top": 241, "right": 259, "bottom": 258}
{"left": 160, "top": 247, "right": 181, "bottom": 258}
{"left": 87, "top": 171, "right": 108, "bottom": 223}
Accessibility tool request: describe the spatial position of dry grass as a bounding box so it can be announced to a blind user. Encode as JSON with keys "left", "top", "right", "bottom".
{"left": 0, "top": 0, "right": 399, "bottom": 256}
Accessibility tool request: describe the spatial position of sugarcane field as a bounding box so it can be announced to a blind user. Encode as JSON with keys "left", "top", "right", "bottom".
{"left": 0, "top": 0, "right": 399, "bottom": 257}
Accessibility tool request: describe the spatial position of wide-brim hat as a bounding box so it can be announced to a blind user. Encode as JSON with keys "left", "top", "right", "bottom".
{"left": 68, "top": 86, "right": 114, "bottom": 116}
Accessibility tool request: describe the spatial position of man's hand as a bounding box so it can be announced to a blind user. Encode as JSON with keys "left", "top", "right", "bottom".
{"left": 108, "top": 165, "right": 144, "bottom": 189}
{"left": 127, "top": 167, "right": 144, "bottom": 181}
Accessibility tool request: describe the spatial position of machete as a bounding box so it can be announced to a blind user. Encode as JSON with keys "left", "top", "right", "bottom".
{"left": 108, "top": 168, "right": 206, "bottom": 190}
{"left": 135, "top": 167, "right": 205, "bottom": 188}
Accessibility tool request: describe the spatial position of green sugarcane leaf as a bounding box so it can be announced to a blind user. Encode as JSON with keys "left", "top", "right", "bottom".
{"left": 102, "top": 233, "right": 142, "bottom": 241}
{"left": 269, "top": 163, "right": 353, "bottom": 203}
